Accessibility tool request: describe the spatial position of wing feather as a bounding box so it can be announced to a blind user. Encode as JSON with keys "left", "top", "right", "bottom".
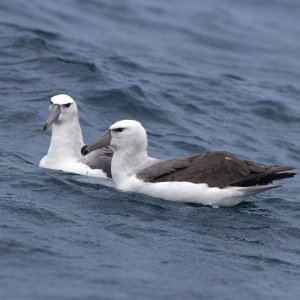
{"left": 137, "top": 151, "right": 295, "bottom": 188}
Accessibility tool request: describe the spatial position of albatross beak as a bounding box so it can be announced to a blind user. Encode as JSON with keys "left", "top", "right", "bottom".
{"left": 81, "top": 130, "right": 112, "bottom": 156}
{"left": 43, "top": 104, "right": 61, "bottom": 132}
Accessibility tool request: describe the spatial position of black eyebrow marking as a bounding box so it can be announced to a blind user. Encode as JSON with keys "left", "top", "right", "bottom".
{"left": 113, "top": 128, "right": 124, "bottom": 132}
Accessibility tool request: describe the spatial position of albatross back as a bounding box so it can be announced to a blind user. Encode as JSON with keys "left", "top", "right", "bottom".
{"left": 137, "top": 151, "right": 296, "bottom": 188}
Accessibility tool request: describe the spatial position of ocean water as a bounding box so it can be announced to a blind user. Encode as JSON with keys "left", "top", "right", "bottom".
{"left": 0, "top": 0, "right": 300, "bottom": 299}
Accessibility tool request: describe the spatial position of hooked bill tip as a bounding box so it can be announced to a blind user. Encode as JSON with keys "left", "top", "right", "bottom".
{"left": 81, "top": 145, "right": 88, "bottom": 156}
{"left": 43, "top": 124, "right": 48, "bottom": 132}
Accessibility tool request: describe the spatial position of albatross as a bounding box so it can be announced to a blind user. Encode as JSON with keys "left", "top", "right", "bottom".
{"left": 39, "top": 94, "right": 112, "bottom": 178}
{"left": 81, "top": 120, "right": 296, "bottom": 207}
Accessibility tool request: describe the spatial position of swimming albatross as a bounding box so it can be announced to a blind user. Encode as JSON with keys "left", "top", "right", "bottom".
{"left": 39, "top": 94, "right": 112, "bottom": 178}
{"left": 81, "top": 120, "right": 296, "bottom": 207}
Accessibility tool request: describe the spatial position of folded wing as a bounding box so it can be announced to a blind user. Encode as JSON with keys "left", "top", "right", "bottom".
{"left": 137, "top": 151, "right": 296, "bottom": 188}
{"left": 85, "top": 147, "right": 113, "bottom": 177}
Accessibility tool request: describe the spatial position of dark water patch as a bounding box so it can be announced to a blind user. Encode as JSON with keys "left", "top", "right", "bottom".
{"left": 0, "top": 21, "right": 59, "bottom": 40}
{"left": 183, "top": 27, "right": 258, "bottom": 54}
{"left": 31, "top": 28, "right": 61, "bottom": 40}
{"left": 0, "top": 238, "right": 62, "bottom": 258}
{"left": 18, "top": 56, "right": 104, "bottom": 83}
{"left": 0, "top": 152, "right": 26, "bottom": 164}
{"left": 240, "top": 254, "right": 298, "bottom": 268}
{"left": 168, "top": 139, "right": 206, "bottom": 154}
{"left": 65, "top": 177, "right": 113, "bottom": 192}
{"left": 275, "top": 84, "right": 300, "bottom": 97}
{"left": 55, "top": 57, "right": 100, "bottom": 75}
{"left": 0, "top": 109, "right": 41, "bottom": 126}
{"left": 0, "top": 30, "right": 59, "bottom": 60}
{"left": 270, "top": 139, "right": 300, "bottom": 166}
{"left": 1, "top": 200, "right": 75, "bottom": 225}
{"left": 104, "top": 223, "right": 139, "bottom": 240}
{"left": 230, "top": 134, "right": 263, "bottom": 154}
{"left": 83, "top": 85, "right": 176, "bottom": 126}
{"left": 75, "top": 0, "right": 135, "bottom": 17}
{"left": 10, "top": 36, "right": 52, "bottom": 53}
{"left": 109, "top": 54, "right": 146, "bottom": 72}
{"left": 222, "top": 73, "right": 245, "bottom": 81}
{"left": 172, "top": 100, "right": 208, "bottom": 116}
{"left": 250, "top": 99, "right": 300, "bottom": 123}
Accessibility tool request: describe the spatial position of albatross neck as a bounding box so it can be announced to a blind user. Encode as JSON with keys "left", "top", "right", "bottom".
{"left": 111, "top": 146, "right": 156, "bottom": 187}
{"left": 48, "top": 117, "right": 84, "bottom": 160}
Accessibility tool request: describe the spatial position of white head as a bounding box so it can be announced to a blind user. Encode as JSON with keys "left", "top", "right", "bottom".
{"left": 110, "top": 120, "right": 147, "bottom": 152}
{"left": 43, "top": 94, "right": 78, "bottom": 131}
{"left": 81, "top": 120, "right": 148, "bottom": 156}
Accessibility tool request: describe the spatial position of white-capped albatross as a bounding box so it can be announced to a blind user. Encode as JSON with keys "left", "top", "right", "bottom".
{"left": 81, "top": 120, "right": 296, "bottom": 207}
{"left": 39, "top": 94, "right": 112, "bottom": 178}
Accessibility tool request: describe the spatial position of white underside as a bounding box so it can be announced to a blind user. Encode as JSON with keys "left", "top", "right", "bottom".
{"left": 39, "top": 156, "right": 107, "bottom": 178}
{"left": 115, "top": 175, "right": 276, "bottom": 207}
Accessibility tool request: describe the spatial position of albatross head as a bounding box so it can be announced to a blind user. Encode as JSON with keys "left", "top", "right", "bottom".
{"left": 81, "top": 120, "right": 147, "bottom": 155}
{"left": 43, "top": 94, "right": 78, "bottom": 131}
{"left": 110, "top": 120, "right": 147, "bottom": 152}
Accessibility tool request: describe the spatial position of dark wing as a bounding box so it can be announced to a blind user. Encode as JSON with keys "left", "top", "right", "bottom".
{"left": 137, "top": 151, "right": 295, "bottom": 188}
{"left": 85, "top": 147, "right": 112, "bottom": 177}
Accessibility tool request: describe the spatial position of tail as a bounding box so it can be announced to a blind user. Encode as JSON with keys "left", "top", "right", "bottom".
{"left": 231, "top": 166, "right": 296, "bottom": 187}
{"left": 238, "top": 184, "right": 281, "bottom": 197}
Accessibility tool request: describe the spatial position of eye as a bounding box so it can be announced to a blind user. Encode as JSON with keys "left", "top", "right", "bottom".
{"left": 114, "top": 128, "right": 124, "bottom": 132}
{"left": 64, "top": 103, "right": 71, "bottom": 108}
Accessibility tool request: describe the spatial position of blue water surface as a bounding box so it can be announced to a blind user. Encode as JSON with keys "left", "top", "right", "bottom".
{"left": 0, "top": 0, "right": 299, "bottom": 299}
